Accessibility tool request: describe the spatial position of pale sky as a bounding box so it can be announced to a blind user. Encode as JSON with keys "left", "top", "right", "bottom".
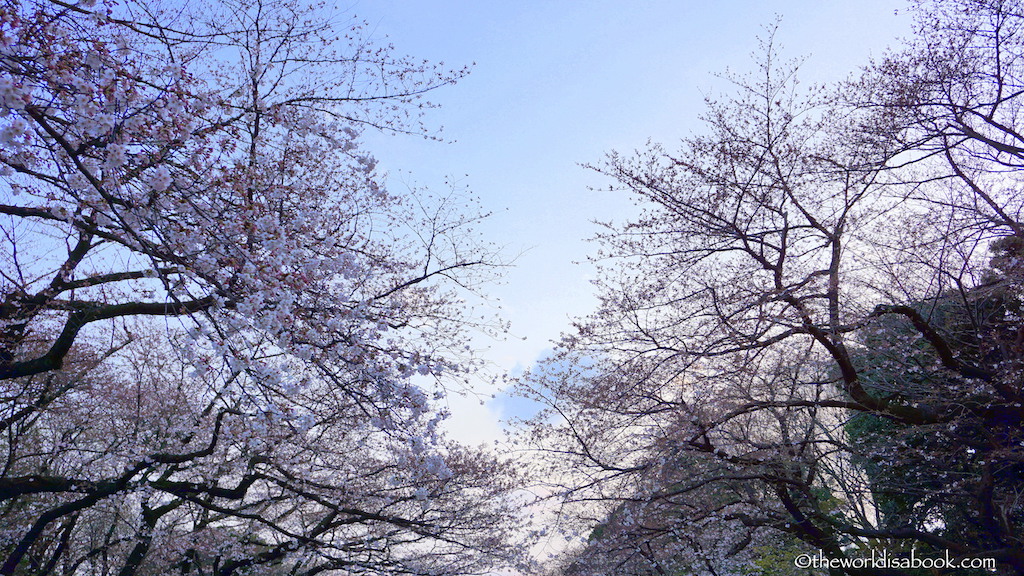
{"left": 351, "top": 1, "right": 913, "bottom": 445}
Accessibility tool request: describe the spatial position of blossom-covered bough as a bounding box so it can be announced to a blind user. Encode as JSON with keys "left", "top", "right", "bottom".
{"left": 0, "top": 0, "right": 523, "bottom": 574}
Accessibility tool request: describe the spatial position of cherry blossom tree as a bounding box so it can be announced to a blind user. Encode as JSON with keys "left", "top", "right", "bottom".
{"left": 521, "top": 2, "right": 1024, "bottom": 574}
{"left": 0, "top": 0, "right": 523, "bottom": 574}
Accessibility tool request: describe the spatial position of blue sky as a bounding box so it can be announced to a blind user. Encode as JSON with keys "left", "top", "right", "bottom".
{"left": 351, "top": 1, "right": 912, "bottom": 444}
